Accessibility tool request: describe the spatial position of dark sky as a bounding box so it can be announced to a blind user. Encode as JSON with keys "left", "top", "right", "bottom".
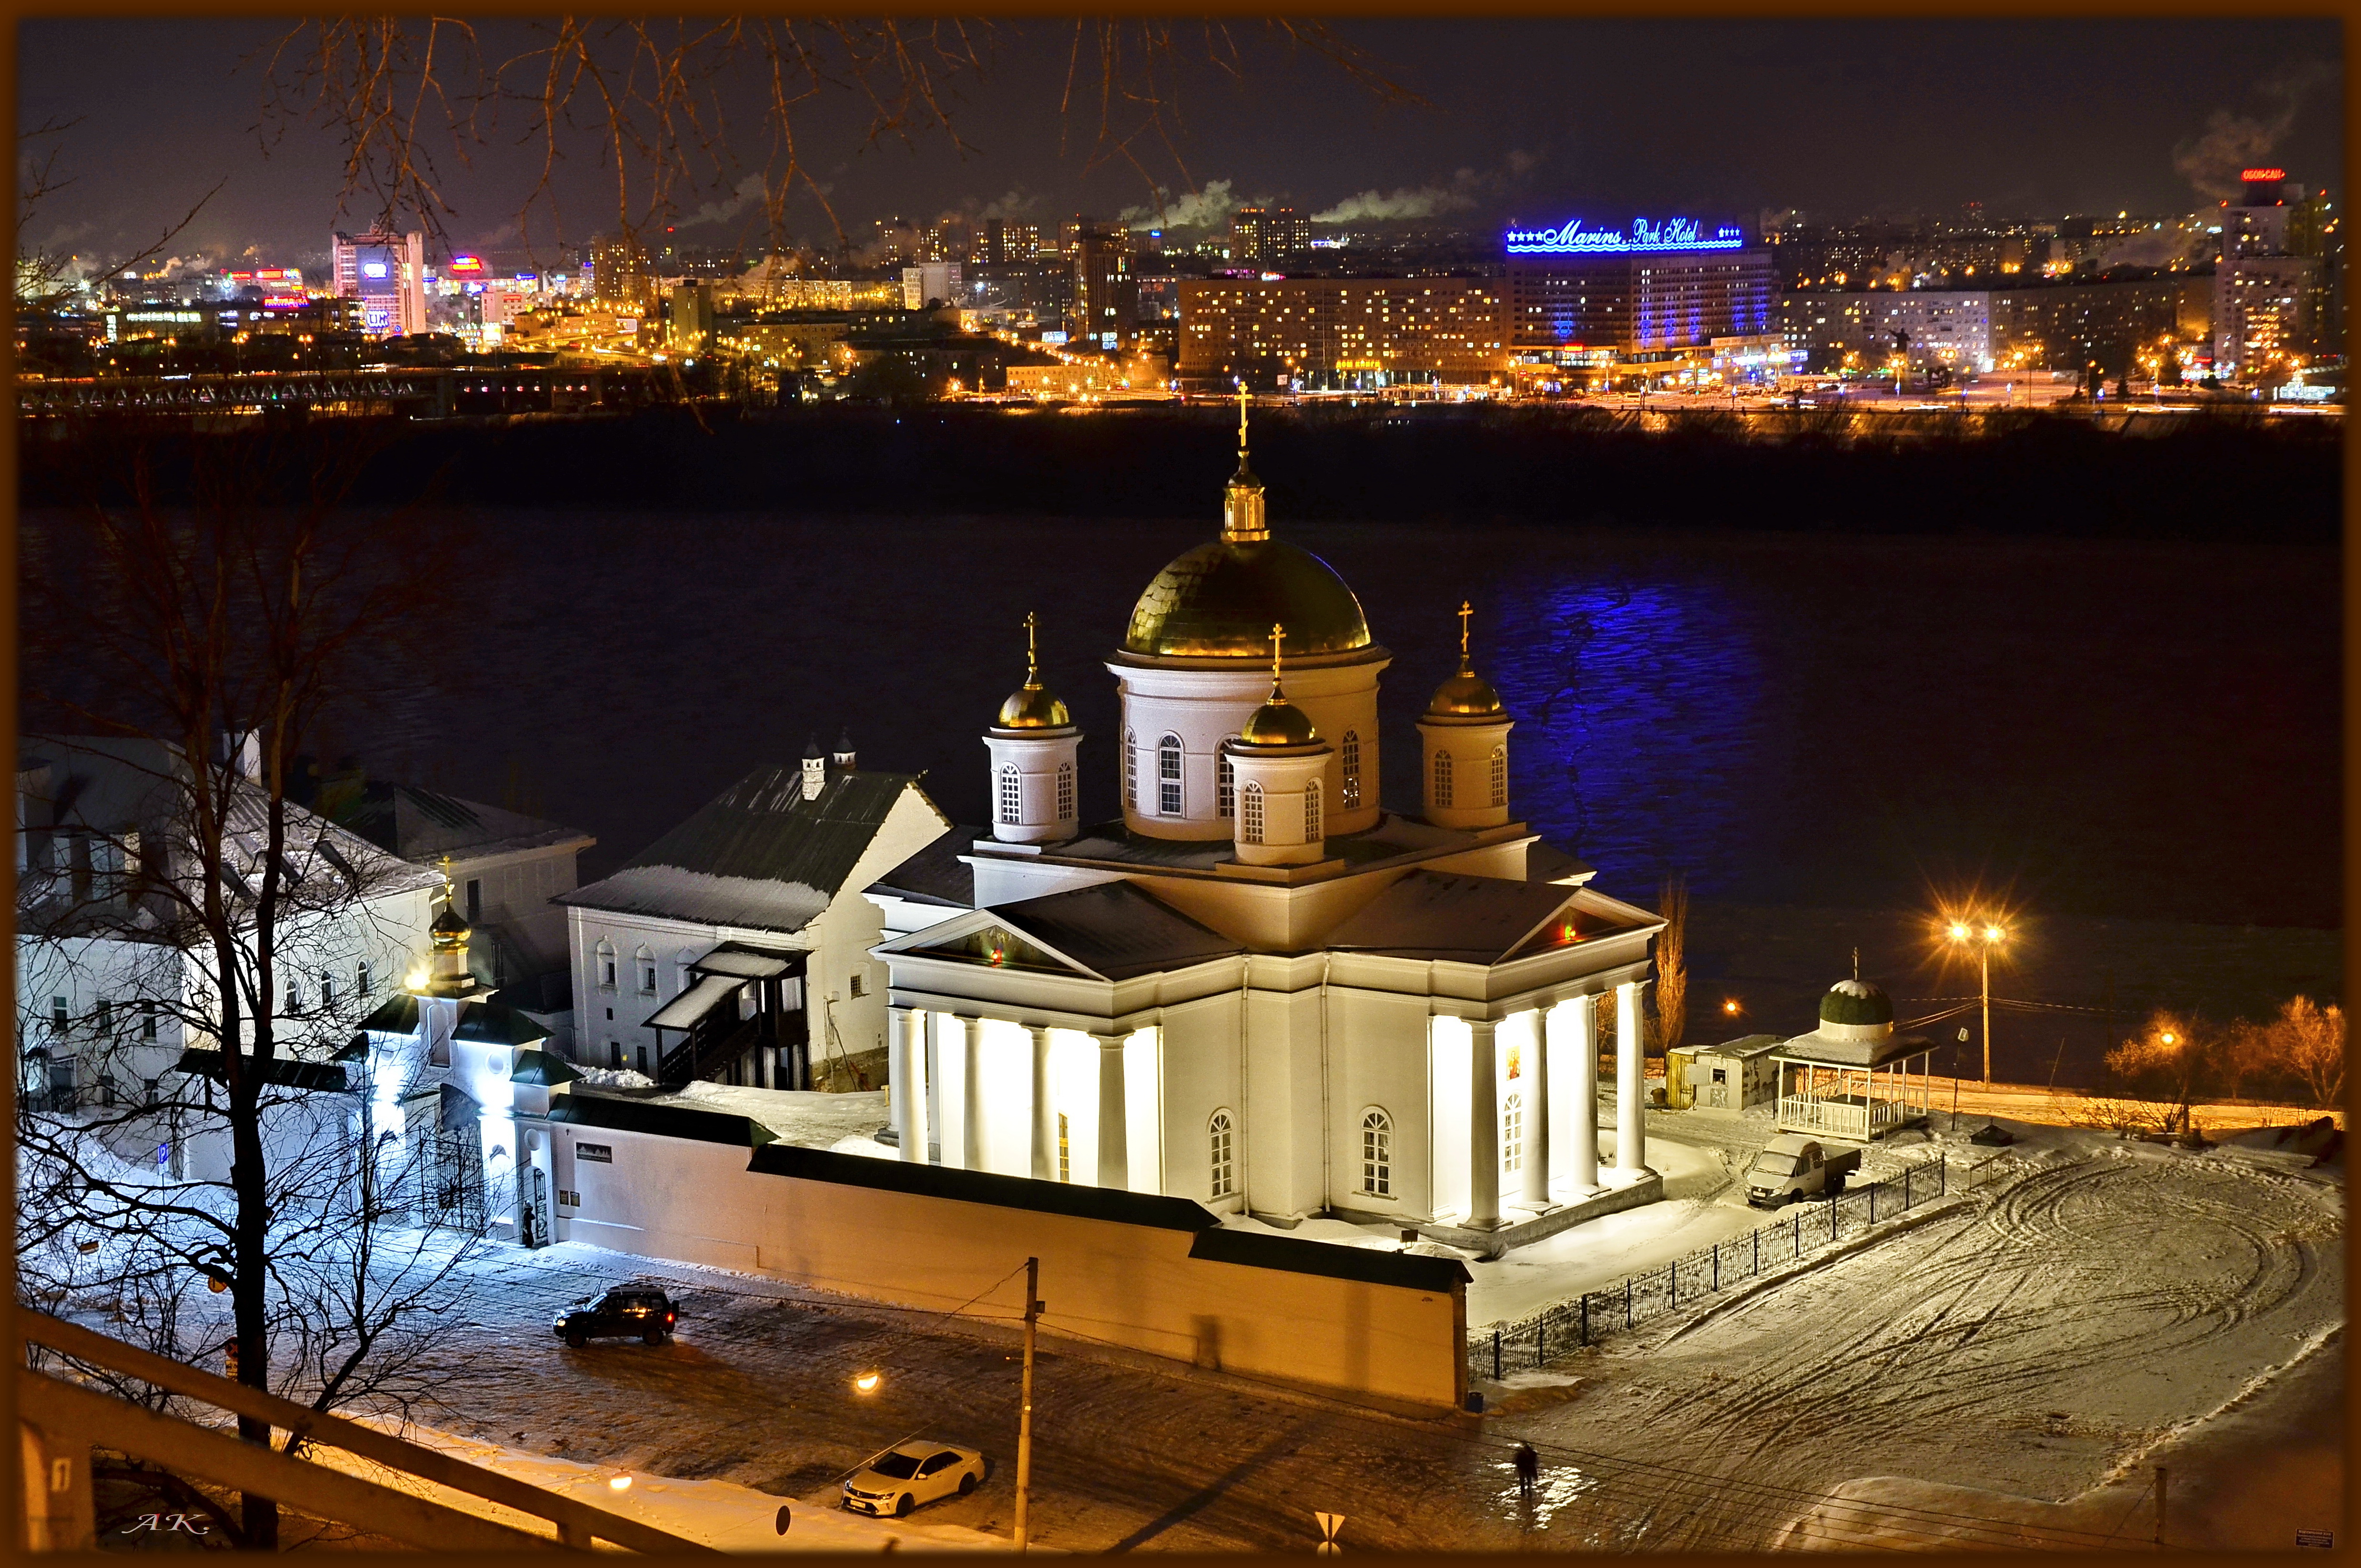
{"left": 19, "top": 17, "right": 2342, "bottom": 274}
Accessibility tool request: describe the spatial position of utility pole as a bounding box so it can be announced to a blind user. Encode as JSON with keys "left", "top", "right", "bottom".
{"left": 1015, "top": 1257, "right": 1041, "bottom": 1553}
{"left": 1981, "top": 940, "right": 1993, "bottom": 1087}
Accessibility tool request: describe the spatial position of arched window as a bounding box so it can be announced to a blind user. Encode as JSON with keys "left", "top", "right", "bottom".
{"left": 1209, "top": 1110, "right": 1236, "bottom": 1198}
{"left": 1056, "top": 762, "right": 1075, "bottom": 820}
{"left": 1361, "top": 1109, "right": 1392, "bottom": 1197}
{"left": 284, "top": 978, "right": 302, "bottom": 1014}
{"left": 1341, "top": 731, "right": 1362, "bottom": 811}
{"left": 595, "top": 938, "right": 617, "bottom": 990}
{"left": 1502, "top": 1092, "right": 1524, "bottom": 1174}
{"left": 355, "top": 961, "right": 372, "bottom": 998}
{"left": 1157, "top": 734, "right": 1183, "bottom": 815}
{"left": 1240, "top": 782, "right": 1264, "bottom": 844}
{"left": 1303, "top": 779, "right": 1322, "bottom": 842}
{"left": 1490, "top": 744, "right": 1508, "bottom": 808}
{"left": 1217, "top": 746, "right": 1236, "bottom": 818}
{"left": 998, "top": 764, "right": 1022, "bottom": 825}
{"left": 1432, "top": 749, "right": 1454, "bottom": 809}
{"left": 320, "top": 975, "right": 337, "bottom": 1013}
{"left": 635, "top": 945, "right": 657, "bottom": 994}
{"left": 1123, "top": 729, "right": 1138, "bottom": 810}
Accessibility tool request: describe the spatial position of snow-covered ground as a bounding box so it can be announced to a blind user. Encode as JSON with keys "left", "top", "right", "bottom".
{"left": 614, "top": 1081, "right": 900, "bottom": 1158}
{"left": 316, "top": 1417, "right": 1020, "bottom": 1552}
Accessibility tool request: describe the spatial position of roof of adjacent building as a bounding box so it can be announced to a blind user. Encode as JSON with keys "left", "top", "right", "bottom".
{"left": 1773, "top": 1029, "right": 1935, "bottom": 1069}
{"left": 1671, "top": 1033, "right": 1787, "bottom": 1060}
{"left": 550, "top": 1091, "right": 777, "bottom": 1149}
{"left": 173, "top": 1048, "right": 348, "bottom": 1092}
{"left": 1322, "top": 871, "right": 1594, "bottom": 965}
{"left": 869, "top": 830, "right": 981, "bottom": 908}
{"left": 333, "top": 782, "right": 593, "bottom": 865}
{"left": 509, "top": 1047, "right": 582, "bottom": 1086}
{"left": 452, "top": 1000, "right": 551, "bottom": 1048}
{"left": 749, "top": 1142, "right": 1221, "bottom": 1231}
{"left": 560, "top": 766, "right": 946, "bottom": 933}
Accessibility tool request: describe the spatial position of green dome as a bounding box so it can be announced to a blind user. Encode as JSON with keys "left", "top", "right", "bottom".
{"left": 1819, "top": 979, "right": 1893, "bottom": 1027}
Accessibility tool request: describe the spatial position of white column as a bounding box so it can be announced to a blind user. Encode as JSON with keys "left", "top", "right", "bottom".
{"left": 893, "top": 1006, "right": 929, "bottom": 1164}
{"left": 936, "top": 1015, "right": 968, "bottom": 1170}
{"left": 1616, "top": 981, "right": 1649, "bottom": 1174}
{"left": 1095, "top": 1034, "right": 1128, "bottom": 1191}
{"left": 1028, "top": 1025, "right": 1054, "bottom": 1181}
{"left": 1521, "top": 1010, "right": 1550, "bottom": 1209}
{"left": 1570, "top": 995, "right": 1600, "bottom": 1188}
{"left": 960, "top": 1015, "right": 986, "bottom": 1172}
{"left": 1467, "top": 1018, "right": 1500, "bottom": 1228}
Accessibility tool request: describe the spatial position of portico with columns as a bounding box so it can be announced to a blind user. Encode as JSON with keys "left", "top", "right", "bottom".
{"left": 868, "top": 405, "right": 1670, "bottom": 1249}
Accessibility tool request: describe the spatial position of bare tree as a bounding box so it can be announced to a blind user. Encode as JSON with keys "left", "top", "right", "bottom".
{"left": 253, "top": 18, "right": 1418, "bottom": 262}
{"left": 15, "top": 115, "right": 227, "bottom": 315}
{"left": 18, "top": 428, "right": 467, "bottom": 1547}
{"left": 2102, "top": 1009, "right": 2213, "bottom": 1132}
{"left": 2267, "top": 995, "right": 2346, "bottom": 1109}
{"left": 1652, "top": 874, "right": 1688, "bottom": 1052}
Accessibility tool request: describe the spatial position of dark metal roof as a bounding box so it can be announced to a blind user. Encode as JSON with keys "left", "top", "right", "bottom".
{"left": 970, "top": 882, "right": 1243, "bottom": 981}
{"left": 359, "top": 994, "right": 422, "bottom": 1035}
{"left": 550, "top": 1091, "right": 778, "bottom": 1148}
{"left": 173, "top": 1049, "right": 348, "bottom": 1092}
{"left": 1322, "top": 871, "right": 1581, "bottom": 964}
{"left": 559, "top": 765, "right": 944, "bottom": 932}
{"left": 451, "top": 1000, "right": 550, "bottom": 1049}
{"left": 510, "top": 1048, "right": 582, "bottom": 1086}
{"left": 869, "top": 829, "right": 981, "bottom": 908}
{"left": 335, "top": 782, "right": 592, "bottom": 864}
{"left": 1187, "top": 1227, "right": 1471, "bottom": 1292}
{"left": 747, "top": 1142, "right": 1221, "bottom": 1231}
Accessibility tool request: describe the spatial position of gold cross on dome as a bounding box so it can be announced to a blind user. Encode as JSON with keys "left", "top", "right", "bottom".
{"left": 1269, "top": 621, "right": 1285, "bottom": 684}
{"left": 1236, "top": 381, "right": 1251, "bottom": 456}
{"left": 1023, "top": 610, "right": 1040, "bottom": 681}
{"left": 1458, "top": 600, "right": 1474, "bottom": 660}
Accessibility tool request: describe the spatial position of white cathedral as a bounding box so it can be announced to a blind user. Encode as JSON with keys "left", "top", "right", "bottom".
{"left": 875, "top": 414, "right": 1670, "bottom": 1243}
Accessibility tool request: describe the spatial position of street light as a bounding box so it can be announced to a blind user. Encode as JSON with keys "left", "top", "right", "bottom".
{"left": 1944, "top": 919, "right": 2008, "bottom": 1085}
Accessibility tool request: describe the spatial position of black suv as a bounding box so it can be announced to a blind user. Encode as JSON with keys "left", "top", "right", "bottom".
{"left": 553, "top": 1285, "right": 679, "bottom": 1347}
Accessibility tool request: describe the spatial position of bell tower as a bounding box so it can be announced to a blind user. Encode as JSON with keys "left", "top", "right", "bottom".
{"left": 985, "top": 611, "right": 1083, "bottom": 845}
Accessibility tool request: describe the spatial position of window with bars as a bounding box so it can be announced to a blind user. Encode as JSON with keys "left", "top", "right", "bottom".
{"left": 1217, "top": 748, "right": 1236, "bottom": 818}
{"left": 1303, "top": 779, "right": 1322, "bottom": 842}
{"left": 1341, "top": 731, "right": 1362, "bottom": 810}
{"left": 1240, "top": 782, "right": 1265, "bottom": 844}
{"left": 1503, "top": 1093, "right": 1524, "bottom": 1173}
{"left": 636, "top": 946, "right": 657, "bottom": 995}
{"left": 1490, "top": 745, "right": 1508, "bottom": 807}
{"left": 1124, "top": 730, "right": 1138, "bottom": 810}
{"left": 1157, "top": 735, "right": 1183, "bottom": 815}
{"left": 1056, "top": 763, "right": 1075, "bottom": 820}
{"left": 1433, "top": 749, "right": 1454, "bottom": 808}
{"left": 998, "top": 764, "right": 1022, "bottom": 825}
{"left": 1210, "top": 1110, "right": 1235, "bottom": 1198}
{"left": 1361, "top": 1109, "right": 1392, "bottom": 1196}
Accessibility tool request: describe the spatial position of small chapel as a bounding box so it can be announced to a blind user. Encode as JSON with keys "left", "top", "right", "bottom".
{"left": 875, "top": 403, "right": 1670, "bottom": 1243}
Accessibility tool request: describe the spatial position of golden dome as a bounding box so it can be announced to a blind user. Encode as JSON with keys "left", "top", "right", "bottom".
{"left": 997, "top": 684, "right": 1070, "bottom": 729}
{"left": 1240, "top": 696, "right": 1318, "bottom": 747}
{"left": 1425, "top": 600, "right": 1507, "bottom": 719}
{"left": 994, "top": 611, "right": 1073, "bottom": 730}
{"left": 1123, "top": 538, "right": 1372, "bottom": 660}
{"left": 1122, "top": 397, "right": 1373, "bottom": 661}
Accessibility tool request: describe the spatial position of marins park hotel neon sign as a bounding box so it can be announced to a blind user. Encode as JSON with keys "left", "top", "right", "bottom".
{"left": 1503, "top": 216, "right": 1747, "bottom": 254}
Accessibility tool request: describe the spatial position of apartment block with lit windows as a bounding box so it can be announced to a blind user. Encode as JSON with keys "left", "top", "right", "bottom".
{"left": 1506, "top": 247, "right": 1775, "bottom": 356}
{"left": 1175, "top": 276, "right": 1508, "bottom": 389}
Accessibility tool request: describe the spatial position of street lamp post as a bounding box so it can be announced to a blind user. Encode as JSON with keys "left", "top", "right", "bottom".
{"left": 1947, "top": 920, "right": 2008, "bottom": 1085}
{"left": 1014, "top": 1256, "right": 1041, "bottom": 1552}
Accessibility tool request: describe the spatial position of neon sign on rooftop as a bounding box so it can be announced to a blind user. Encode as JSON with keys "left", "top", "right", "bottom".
{"left": 1504, "top": 216, "right": 1747, "bottom": 255}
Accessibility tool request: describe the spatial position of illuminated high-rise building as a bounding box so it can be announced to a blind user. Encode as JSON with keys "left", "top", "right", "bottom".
{"left": 1069, "top": 224, "right": 1136, "bottom": 351}
{"left": 1503, "top": 215, "right": 1775, "bottom": 356}
{"left": 330, "top": 229, "right": 427, "bottom": 337}
{"left": 1229, "top": 206, "right": 1309, "bottom": 267}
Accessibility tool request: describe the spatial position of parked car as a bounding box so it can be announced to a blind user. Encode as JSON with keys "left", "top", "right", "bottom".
{"left": 1744, "top": 1134, "right": 1861, "bottom": 1208}
{"left": 840, "top": 1442, "right": 986, "bottom": 1518}
{"left": 552, "top": 1285, "right": 678, "bottom": 1347}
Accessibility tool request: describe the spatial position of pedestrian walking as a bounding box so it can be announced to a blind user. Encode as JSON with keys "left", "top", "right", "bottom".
{"left": 1513, "top": 1443, "right": 1539, "bottom": 1497}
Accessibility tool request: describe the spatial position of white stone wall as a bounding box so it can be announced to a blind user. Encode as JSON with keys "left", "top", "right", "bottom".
{"left": 1109, "top": 657, "right": 1386, "bottom": 841}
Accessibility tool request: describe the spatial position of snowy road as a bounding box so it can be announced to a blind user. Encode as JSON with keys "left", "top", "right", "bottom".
{"left": 349, "top": 1129, "right": 2336, "bottom": 1551}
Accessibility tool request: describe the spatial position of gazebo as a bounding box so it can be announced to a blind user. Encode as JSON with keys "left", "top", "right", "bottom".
{"left": 1771, "top": 979, "right": 1934, "bottom": 1142}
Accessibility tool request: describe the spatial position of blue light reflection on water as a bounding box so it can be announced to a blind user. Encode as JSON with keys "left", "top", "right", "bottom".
{"left": 1484, "top": 568, "right": 1774, "bottom": 902}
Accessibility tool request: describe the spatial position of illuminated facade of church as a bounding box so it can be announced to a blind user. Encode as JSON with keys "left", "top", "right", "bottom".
{"left": 876, "top": 413, "right": 1669, "bottom": 1242}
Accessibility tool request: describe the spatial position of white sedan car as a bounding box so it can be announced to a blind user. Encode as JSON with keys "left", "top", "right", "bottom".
{"left": 840, "top": 1442, "right": 986, "bottom": 1517}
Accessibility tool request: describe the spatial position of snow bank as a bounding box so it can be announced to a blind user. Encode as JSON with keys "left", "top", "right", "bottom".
{"left": 328, "top": 1416, "right": 1022, "bottom": 1552}
{"left": 571, "top": 1067, "right": 655, "bottom": 1089}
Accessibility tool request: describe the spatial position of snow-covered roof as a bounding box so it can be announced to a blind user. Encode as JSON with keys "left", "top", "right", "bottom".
{"left": 331, "top": 782, "right": 594, "bottom": 865}
{"left": 883, "top": 882, "right": 1242, "bottom": 982}
{"left": 561, "top": 765, "right": 949, "bottom": 933}
{"left": 1323, "top": 871, "right": 1642, "bottom": 966}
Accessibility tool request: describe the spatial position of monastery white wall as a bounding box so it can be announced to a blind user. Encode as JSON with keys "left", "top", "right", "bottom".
{"left": 1328, "top": 987, "right": 1436, "bottom": 1221}
{"left": 551, "top": 1119, "right": 1467, "bottom": 1414}
{"left": 1156, "top": 991, "right": 1244, "bottom": 1208}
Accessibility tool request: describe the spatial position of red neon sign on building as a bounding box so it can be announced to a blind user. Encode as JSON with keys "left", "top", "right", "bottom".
{"left": 2240, "top": 168, "right": 2287, "bottom": 183}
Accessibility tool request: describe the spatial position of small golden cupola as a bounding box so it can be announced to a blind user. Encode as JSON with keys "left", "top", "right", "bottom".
{"left": 1417, "top": 601, "right": 1516, "bottom": 831}
{"left": 985, "top": 611, "right": 1084, "bottom": 845}
{"left": 1221, "top": 623, "right": 1335, "bottom": 867}
{"left": 425, "top": 856, "right": 476, "bottom": 995}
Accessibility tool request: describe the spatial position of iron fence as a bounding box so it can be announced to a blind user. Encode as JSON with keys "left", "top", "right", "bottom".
{"left": 1471, "top": 1151, "right": 2013, "bottom": 1381}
